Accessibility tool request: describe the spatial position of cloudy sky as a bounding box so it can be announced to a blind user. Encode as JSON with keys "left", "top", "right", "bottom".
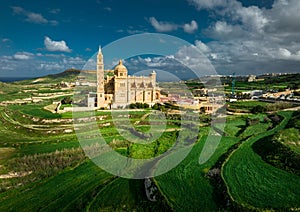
{"left": 1, "top": 0, "right": 300, "bottom": 78}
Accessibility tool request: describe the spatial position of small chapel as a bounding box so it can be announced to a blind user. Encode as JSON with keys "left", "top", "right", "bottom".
{"left": 87, "top": 47, "right": 160, "bottom": 109}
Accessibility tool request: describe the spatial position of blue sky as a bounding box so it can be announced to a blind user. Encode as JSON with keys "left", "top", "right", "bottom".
{"left": 1, "top": 0, "right": 300, "bottom": 78}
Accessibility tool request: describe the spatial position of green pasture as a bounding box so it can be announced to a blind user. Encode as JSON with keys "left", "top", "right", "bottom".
{"left": 0, "top": 73, "right": 300, "bottom": 211}
{"left": 276, "top": 128, "right": 300, "bottom": 153}
{"left": 0, "top": 161, "right": 113, "bottom": 211}
{"left": 239, "top": 122, "right": 271, "bottom": 139}
{"left": 214, "top": 115, "right": 246, "bottom": 137}
{"left": 155, "top": 135, "right": 239, "bottom": 211}
{"left": 8, "top": 103, "right": 62, "bottom": 119}
{"left": 222, "top": 111, "right": 300, "bottom": 210}
{"left": 88, "top": 177, "right": 169, "bottom": 211}
{"left": 0, "top": 83, "right": 31, "bottom": 102}
{"left": 276, "top": 111, "right": 300, "bottom": 153}
{"left": 227, "top": 100, "right": 270, "bottom": 110}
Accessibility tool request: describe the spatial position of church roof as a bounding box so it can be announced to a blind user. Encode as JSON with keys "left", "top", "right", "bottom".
{"left": 114, "top": 60, "right": 127, "bottom": 74}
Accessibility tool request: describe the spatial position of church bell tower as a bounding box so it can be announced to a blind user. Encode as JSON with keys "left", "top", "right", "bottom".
{"left": 97, "top": 46, "right": 105, "bottom": 108}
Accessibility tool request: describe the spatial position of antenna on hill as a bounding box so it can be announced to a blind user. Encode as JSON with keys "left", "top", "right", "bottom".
{"left": 231, "top": 72, "right": 236, "bottom": 97}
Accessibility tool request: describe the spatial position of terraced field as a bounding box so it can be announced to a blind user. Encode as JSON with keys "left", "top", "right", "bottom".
{"left": 0, "top": 77, "right": 299, "bottom": 211}
{"left": 0, "top": 161, "right": 114, "bottom": 211}
{"left": 155, "top": 136, "right": 239, "bottom": 211}
{"left": 222, "top": 112, "right": 300, "bottom": 210}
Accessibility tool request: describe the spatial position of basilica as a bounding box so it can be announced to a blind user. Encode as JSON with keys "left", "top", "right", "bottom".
{"left": 87, "top": 47, "right": 160, "bottom": 109}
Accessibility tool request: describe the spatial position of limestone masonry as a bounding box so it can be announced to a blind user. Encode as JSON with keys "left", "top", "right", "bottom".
{"left": 87, "top": 47, "right": 160, "bottom": 109}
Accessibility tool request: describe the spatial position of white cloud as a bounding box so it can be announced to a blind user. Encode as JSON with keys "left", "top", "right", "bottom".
{"left": 63, "top": 56, "right": 86, "bottom": 65}
{"left": 265, "top": 0, "right": 300, "bottom": 35}
{"left": 11, "top": 6, "right": 24, "bottom": 14}
{"left": 183, "top": 20, "right": 198, "bottom": 33}
{"left": 2, "top": 38, "right": 11, "bottom": 43}
{"left": 49, "top": 20, "right": 59, "bottom": 26}
{"left": 104, "top": 7, "right": 112, "bottom": 12}
{"left": 189, "top": 0, "right": 269, "bottom": 34}
{"left": 123, "top": 43, "right": 216, "bottom": 79}
{"left": 195, "top": 40, "right": 210, "bottom": 53}
{"left": 13, "top": 55, "right": 30, "bottom": 60}
{"left": 44, "top": 36, "right": 71, "bottom": 52}
{"left": 13, "top": 52, "right": 33, "bottom": 60}
{"left": 127, "top": 29, "right": 146, "bottom": 34}
{"left": 174, "top": 45, "right": 215, "bottom": 76}
{"left": 278, "top": 48, "right": 292, "bottom": 58}
{"left": 1, "top": 52, "right": 87, "bottom": 77}
{"left": 40, "top": 63, "right": 65, "bottom": 71}
{"left": 214, "top": 21, "right": 232, "bottom": 34}
{"left": 11, "top": 6, "right": 58, "bottom": 25}
{"left": 149, "top": 17, "right": 198, "bottom": 34}
{"left": 188, "top": 0, "right": 227, "bottom": 10}
{"left": 276, "top": 48, "right": 300, "bottom": 60}
{"left": 205, "top": 21, "right": 245, "bottom": 40}
{"left": 144, "top": 57, "right": 152, "bottom": 63}
{"left": 186, "top": 0, "right": 300, "bottom": 74}
{"left": 49, "top": 8, "right": 61, "bottom": 14}
{"left": 25, "top": 12, "right": 48, "bottom": 24}
{"left": 149, "top": 17, "right": 178, "bottom": 32}
{"left": 237, "top": 6, "right": 269, "bottom": 32}
{"left": 84, "top": 58, "right": 97, "bottom": 70}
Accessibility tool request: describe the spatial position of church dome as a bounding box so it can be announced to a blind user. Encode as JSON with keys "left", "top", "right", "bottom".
{"left": 114, "top": 60, "right": 128, "bottom": 77}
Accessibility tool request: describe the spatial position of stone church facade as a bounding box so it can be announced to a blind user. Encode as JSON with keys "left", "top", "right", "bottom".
{"left": 89, "top": 47, "right": 160, "bottom": 109}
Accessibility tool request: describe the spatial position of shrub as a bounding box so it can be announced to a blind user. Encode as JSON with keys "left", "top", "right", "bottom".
{"left": 129, "top": 103, "right": 149, "bottom": 109}
{"left": 61, "top": 96, "right": 72, "bottom": 104}
{"left": 247, "top": 118, "right": 260, "bottom": 126}
{"left": 266, "top": 102, "right": 293, "bottom": 111}
{"left": 251, "top": 105, "right": 266, "bottom": 113}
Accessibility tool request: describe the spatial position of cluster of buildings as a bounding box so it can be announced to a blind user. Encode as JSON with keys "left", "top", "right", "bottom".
{"left": 159, "top": 88, "right": 224, "bottom": 113}
{"left": 76, "top": 47, "right": 224, "bottom": 113}
{"left": 240, "top": 89, "right": 300, "bottom": 102}
{"left": 261, "top": 90, "right": 296, "bottom": 100}
{"left": 247, "top": 75, "right": 264, "bottom": 82}
{"left": 73, "top": 49, "right": 300, "bottom": 113}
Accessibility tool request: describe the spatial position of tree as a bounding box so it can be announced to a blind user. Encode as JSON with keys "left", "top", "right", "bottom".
{"left": 61, "top": 96, "right": 72, "bottom": 104}
{"left": 251, "top": 105, "right": 266, "bottom": 114}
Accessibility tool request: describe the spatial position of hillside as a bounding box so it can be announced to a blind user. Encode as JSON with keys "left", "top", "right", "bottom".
{"left": 0, "top": 73, "right": 299, "bottom": 211}
{"left": 13, "top": 69, "right": 81, "bottom": 85}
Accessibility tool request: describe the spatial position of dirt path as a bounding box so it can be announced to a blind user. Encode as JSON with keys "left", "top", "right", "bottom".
{"left": 134, "top": 113, "right": 150, "bottom": 125}
{"left": 0, "top": 171, "right": 32, "bottom": 179}
{"left": 283, "top": 106, "right": 300, "bottom": 111}
{"left": 1, "top": 110, "right": 73, "bottom": 132}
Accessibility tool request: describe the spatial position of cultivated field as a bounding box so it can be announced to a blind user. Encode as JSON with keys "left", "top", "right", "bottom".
{"left": 0, "top": 72, "right": 299, "bottom": 211}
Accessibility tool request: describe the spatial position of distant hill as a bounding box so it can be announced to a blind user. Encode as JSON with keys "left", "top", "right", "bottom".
{"left": 44, "top": 69, "right": 81, "bottom": 83}
{"left": 13, "top": 69, "right": 82, "bottom": 85}
{"left": 46, "top": 69, "right": 81, "bottom": 79}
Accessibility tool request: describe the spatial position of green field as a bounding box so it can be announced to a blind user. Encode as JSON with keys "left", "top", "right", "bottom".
{"left": 155, "top": 136, "right": 239, "bottom": 211}
{"left": 0, "top": 161, "right": 114, "bottom": 211}
{"left": 227, "top": 100, "right": 270, "bottom": 110}
{"left": 0, "top": 74, "right": 299, "bottom": 211}
{"left": 222, "top": 112, "right": 300, "bottom": 210}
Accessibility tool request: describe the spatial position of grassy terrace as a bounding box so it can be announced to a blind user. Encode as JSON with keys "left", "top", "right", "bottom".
{"left": 223, "top": 73, "right": 300, "bottom": 93}
{"left": 1, "top": 101, "right": 299, "bottom": 210}
{"left": 155, "top": 135, "right": 239, "bottom": 211}
{"left": 0, "top": 73, "right": 299, "bottom": 210}
{"left": 276, "top": 110, "right": 300, "bottom": 154}
{"left": 227, "top": 100, "right": 270, "bottom": 110}
{"left": 0, "top": 104, "right": 193, "bottom": 210}
{"left": 0, "top": 161, "right": 114, "bottom": 211}
{"left": 222, "top": 111, "right": 300, "bottom": 210}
